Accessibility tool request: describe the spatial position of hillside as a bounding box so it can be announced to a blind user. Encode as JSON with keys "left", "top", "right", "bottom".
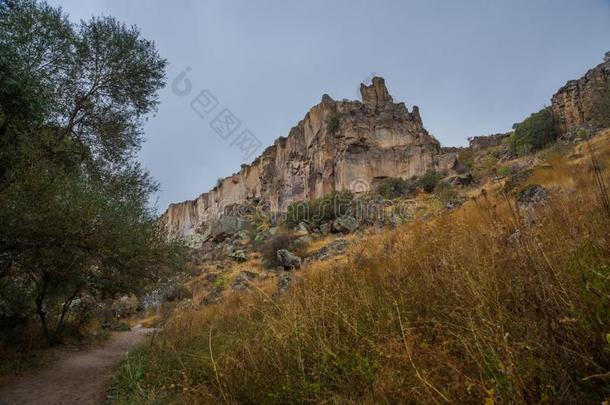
{"left": 107, "top": 59, "right": 610, "bottom": 404}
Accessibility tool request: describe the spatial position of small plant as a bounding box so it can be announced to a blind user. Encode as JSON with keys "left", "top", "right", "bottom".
{"left": 434, "top": 181, "right": 459, "bottom": 204}
{"left": 326, "top": 112, "right": 341, "bottom": 135}
{"left": 376, "top": 177, "right": 418, "bottom": 199}
{"left": 417, "top": 170, "right": 441, "bottom": 193}
{"left": 257, "top": 232, "right": 297, "bottom": 268}
{"left": 285, "top": 190, "right": 354, "bottom": 228}
{"left": 458, "top": 149, "right": 475, "bottom": 169}
{"left": 496, "top": 165, "right": 511, "bottom": 177}
{"left": 509, "top": 108, "right": 559, "bottom": 155}
{"left": 250, "top": 210, "right": 272, "bottom": 232}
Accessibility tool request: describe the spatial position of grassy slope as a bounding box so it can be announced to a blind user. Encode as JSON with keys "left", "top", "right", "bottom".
{"left": 108, "top": 132, "right": 610, "bottom": 404}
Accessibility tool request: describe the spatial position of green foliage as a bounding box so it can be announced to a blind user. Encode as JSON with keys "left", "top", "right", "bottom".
{"left": 591, "top": 81, "right": 610, "bottom": 128}
{"left": 0, "top": 0, "right": 182, "bottom": 346}
{"left": 509, "top": 108, "right": 558, "bottom": 156}
{"left": 458, "top": 148, "right": 475, "bottom": 169}
{"left": 496, "top": 165, "right": 511, "bottom": 177}
{"left": 326, "top": 112, "right": 341, "bottom": 135}
{"left": 417, "top": 170, "right": 441, "bottom": 193}
{"left": 285, "top": 191, "right": 354, "bottom": 228}
{"left": 434, "top": 181, "right": 458, "bottom": 204}
{"left": 376, "top": 177, "right": 417, "bottom": 199}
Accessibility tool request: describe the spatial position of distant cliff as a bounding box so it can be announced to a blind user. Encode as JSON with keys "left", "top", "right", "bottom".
{"left": 551, "top": 58, "right": 610, "bottom": 134}
{"left": 163, "top": 78, "right": 453, "bottom": 237}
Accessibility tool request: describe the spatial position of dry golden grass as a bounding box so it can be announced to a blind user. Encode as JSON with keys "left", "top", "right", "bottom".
{"left": 109, "top": 134, "right": 610, "bottom": 404}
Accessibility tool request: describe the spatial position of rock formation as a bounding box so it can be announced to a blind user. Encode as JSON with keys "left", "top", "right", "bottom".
{"left": 163, "top": 77, "right": 447, "bottom": 238}
{"left": 551, "top": 57, "right": 610, "bottom": 134}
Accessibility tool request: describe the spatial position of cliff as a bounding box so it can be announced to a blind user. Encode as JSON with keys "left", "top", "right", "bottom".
{"left": 163, "top": 77, "right": 449, "bottom": 238}
{"left": 551, "top": 58, "right": 610, "bottom": 134}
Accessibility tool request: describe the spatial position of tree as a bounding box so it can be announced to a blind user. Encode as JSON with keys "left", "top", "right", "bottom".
{"left": 509, "top": 108, "right": 558, "bottom": 156}
{"left": 0, "top": 0, "right": 183, "bottom": 346}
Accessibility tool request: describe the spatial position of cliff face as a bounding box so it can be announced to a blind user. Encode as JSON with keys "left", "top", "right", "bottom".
{"left": 163, "top": 77, "right": 446, "bottom": 237}
{"left": 551, "top": 59, "right": 610, "bottom": 134}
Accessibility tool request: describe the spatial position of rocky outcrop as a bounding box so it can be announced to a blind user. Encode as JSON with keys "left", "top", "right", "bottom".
{"left": 551, "top": 58, "right": 610, "bottom": 134}
{"left": 468, "top": 133, "right": 511, "bottom": 152}
{"left": 163, "top": 77, "right": 444, "bottom": 238}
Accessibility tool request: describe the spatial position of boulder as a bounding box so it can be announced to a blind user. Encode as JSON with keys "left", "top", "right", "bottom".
{"left": 517, "top": 184, "right": 549, "bottom": 206}
{"left": 294, "top": 222, "right": 309, "bottom": 237}
{"left": 231, "top": 271, "right": 258, "bottom": 291}
{"left": 211, "top": 215, "right": 249, "bottom": 241}
{"left": 228, "top": 249, "right": 248, "bottom": 262}
{"left": 276, "top": 249, "right": 302, "bottom": 269}
{"left": 332, "top": 216, "right": 359, "bottom": 233}
{"left": 319, "top": 222, "right": 331, "bottom": 236}
{"left": 304, "top": 239, "right": 349, "bottom": 263}
{"left": 165, "top": 285, "right": 192, "bottom": 302}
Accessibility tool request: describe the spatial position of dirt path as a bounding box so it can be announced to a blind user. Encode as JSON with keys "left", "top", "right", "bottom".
{"left": 0, "top": 326, "right": 154, "bottom": 405}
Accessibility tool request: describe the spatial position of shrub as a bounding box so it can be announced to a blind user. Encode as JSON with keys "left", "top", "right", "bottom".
{"left": 458, "top": 148, "right": 475, "bottom": 169}
{"left": 257, "top": 232, "right": 297, "bottom": 268}
{"left": 376, "top": 177, "right": 417, "bottom": 199}
{"left": 509, "top": 108, "right": 558, "bottom": 155}
{"left": 285, "top": 191, "right": 354, "bottom": 228}
{"left": 326, "top": 112, "right": 341, "bottom": 135}
{"left": 434, "top": 181, "right": 458, "bottom": 204}
{"left": 417, "top": 170, "right": 441, "bottom": 193}
{"left": 496, "top": 165, "right": 511, "bottom": 177}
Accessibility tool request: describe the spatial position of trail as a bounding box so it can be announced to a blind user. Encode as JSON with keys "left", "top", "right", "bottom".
{"left": 0, "top": 326, "right": 153, "bottom": 405}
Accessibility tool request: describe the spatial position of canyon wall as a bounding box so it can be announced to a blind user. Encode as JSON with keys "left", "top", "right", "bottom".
{"left": 163, "top": 77, "right": 449, "bottom": 237}
{"left": 551, "top": 58, "right": 610, "bottom": 134}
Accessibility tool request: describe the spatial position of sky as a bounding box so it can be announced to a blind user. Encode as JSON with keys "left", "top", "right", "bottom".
{"left": 47, "top": 0, "right": 610, "bottom": 211}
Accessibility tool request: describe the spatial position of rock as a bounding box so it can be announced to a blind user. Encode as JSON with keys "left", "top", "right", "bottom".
{"left": 517, "top": 184, "right": 549, "bottom": 206}
{"left": 277, "top": 272, "right": 292, "bottom": 295}
{"left": 276, "top": 249, "right": 302, "bottom": 269}
{"left": 468, "top": 133, "right": 511, "bottom": 152}
{"left": 304, "top": 239, "right": 349, "bottom": 263}
{"left": 211, "top": 215, "right": 249, "bottom": 241}
{"left": 205, "top": 272, "right": 218, "bottom": 283}
{"left": 296, "top": 235, "right": 313, "bottom": 245}
{"left": 294, "top": 222, "right": 309, "bottom": 237}
{"left": 233, "top": 230, "right": 252, "bottom": 245}
{"left": 551, "top": 57, "right": 610, "bottom": 135}
{"left": 165, "top": 285, "right": 192, "bottom": 302}
{"left": 231, "top": 271, "right": 257, "bottom": 291}
{"left": 162, "top": 76, "right": 441, "bottom": 240}
{"left": 360, "top": 77, "right": 393, "bottom": 109}
{"left": 228, "top": 249, "right": 248, "bottom": 262}
{"left": 319, "top": 222, "right": 331, "bottom": 236}
{"left": 449, "top": 173, "right": 473, "bottom": 186}
{"left": 332, "top": 216, "right": 359, "bottom": 233}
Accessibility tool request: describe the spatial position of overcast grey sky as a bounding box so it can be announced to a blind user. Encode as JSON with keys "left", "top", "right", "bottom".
{"left": 47, "top": 0, "right": 610, "bottom": 211}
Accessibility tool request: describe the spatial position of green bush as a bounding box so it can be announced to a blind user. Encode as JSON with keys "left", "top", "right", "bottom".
{"left": 509, "top": 108, "right": 558, "bottom": 155}
{"left": 326, "top": 113, "right": 341, "bottom": 135}
{"left": 376, "top": 177, "right": 417, "bottom": 199}
{"left": 434, "top": 181, "right": 459, "bottom": 204}
{"left": 458, "top": 149, "right": 475, "bottom": 169}
{"left": 417, "top": 170, "right": 441, "bottom": 193}
{"left": 285, "top": 191, "right": 353, "bottom": 228}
